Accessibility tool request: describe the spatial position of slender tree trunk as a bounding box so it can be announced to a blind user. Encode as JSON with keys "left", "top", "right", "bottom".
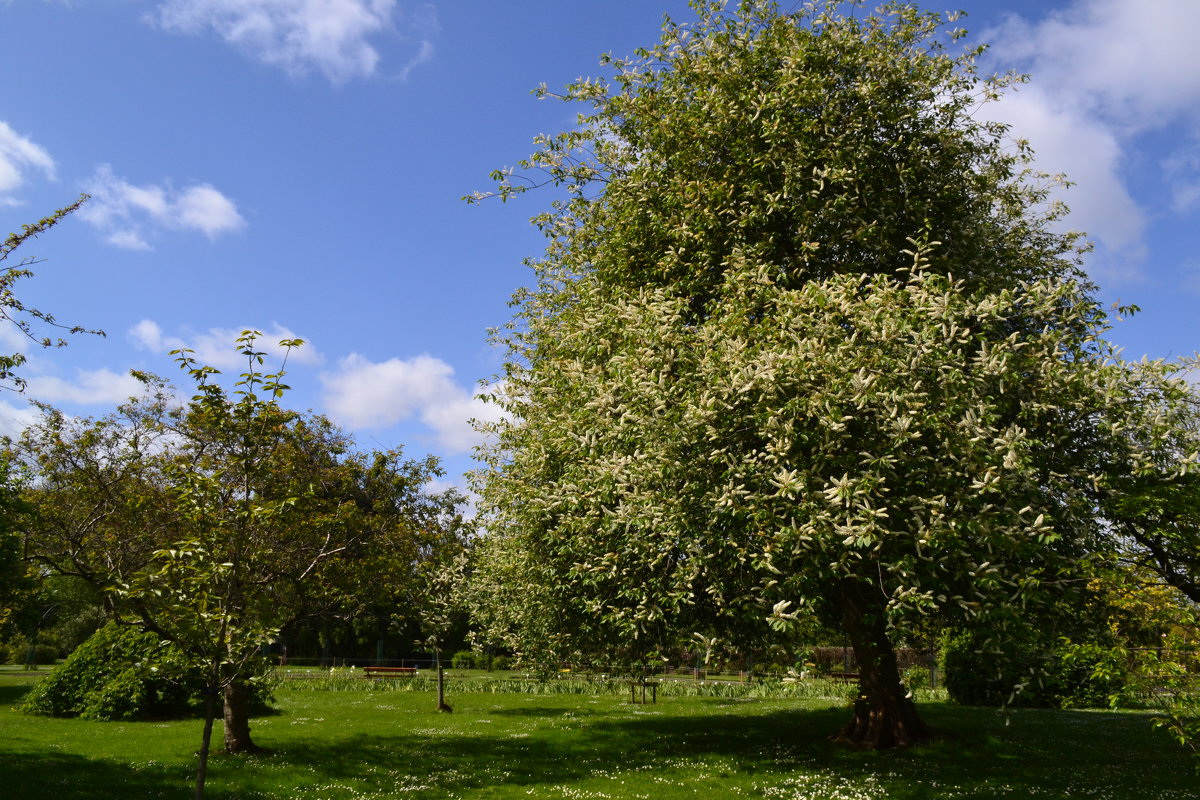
{"left": 436, "top": 650, "right": 451, "bottom": 713}
{"left": 831, "top": 578, "right": 934, "bottom": 749}
{"left": 222, "top": 681, "right": 265, "bottom": 754}
{"left": 194, "top": 685, "right": 218, "bottom": 800}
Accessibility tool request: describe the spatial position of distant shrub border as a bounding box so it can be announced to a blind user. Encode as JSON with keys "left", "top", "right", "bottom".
{"left": 449, "top": 651, "right": 514, "bottom": 671}
{"left": 0, "top": 641, "right": 59, "bottom": 667}
{"left": 941, "top": 630, "right": 1126, "bottom": 709}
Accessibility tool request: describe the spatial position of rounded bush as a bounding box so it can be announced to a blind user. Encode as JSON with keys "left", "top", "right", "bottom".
{"left": 19, "top": 622, "right": 272, "bottom": 720}
{"left": 29, "top": 644, "right": 60, "bottom": 665}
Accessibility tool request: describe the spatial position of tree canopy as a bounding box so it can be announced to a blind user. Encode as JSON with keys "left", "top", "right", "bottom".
{"left": 0, "top": 197, "right": 103, "bottom": 650}
{"left": 12, "top": 332, "right": 467, "bottom": 796}
{"left": 471, "top": 0, "right": 1196, "bottom": 748}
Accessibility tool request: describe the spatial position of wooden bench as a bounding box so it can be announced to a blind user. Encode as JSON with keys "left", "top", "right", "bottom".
{"left": 830, "top": 671, "right": 859, "bottom": 683}
{"left": 363, "top": 666, "right": 418, "bottom": 678}
{"left": 628, "top": 680, "right": 659, "bottom": 704}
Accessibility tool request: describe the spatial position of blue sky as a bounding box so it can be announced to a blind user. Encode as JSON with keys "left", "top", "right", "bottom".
{"left": 1, "top": 0, "right": 1197, "bottom": 491}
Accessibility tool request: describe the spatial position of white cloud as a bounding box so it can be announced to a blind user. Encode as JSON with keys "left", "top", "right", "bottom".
{"left": 423, "top": 476, "right": 462, "bottom": 496}
{"left": 80, "top": 164, "right": 245, "bottom": 249}
{"left": 130, "top": 320, "right": 321, "bottom": 368}
{"left": 23, "top": 368, "right": 145, "bottom": 406}
{"left": 105, "top": 229, "right": 153, "bottom": 251}
{"left": 982, "top": 0, "right": 1200, "bottom": 282}
{"left": 0, "top": 120, "right": 55, "bottom": 199}
{"left": 175, "top": 184, "right": 244, "bottom": 236}
{"left": 0, "top": 320, "right": 33, "bottom": 355}
{"left": 321, "top": 353, "right": 503, "bottom": 454}
{"left": 129, "top": 319, "right": 173, "bottom": 352}
{"left": 986, "top": 0, "right": 1200, "bottom": 131}
{"left": 0, "top": 398, "right": 40, "bottom": 441}
{"left": 985, "top": 86, "right": 1145, "bottom": 256}
{"left": 152, "top": 0, "right": 437, "bottom": 83}
{"left": 1164, "top": 145, "right": 1200, "bottom": 214}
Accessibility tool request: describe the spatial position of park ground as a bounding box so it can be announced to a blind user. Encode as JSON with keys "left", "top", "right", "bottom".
{"left": 1, "top": 670, "right": 1196, "bottom": 799}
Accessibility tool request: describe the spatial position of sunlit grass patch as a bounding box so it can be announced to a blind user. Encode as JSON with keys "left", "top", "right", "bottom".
{"left": 1, "top": 673, "right": 1194, "bottom": 798}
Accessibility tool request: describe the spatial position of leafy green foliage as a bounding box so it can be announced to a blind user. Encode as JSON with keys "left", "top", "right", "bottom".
{"left": 451, "top": 650, "right": 476, "bottom": 670}
{"left": 470, "top": 0, "right": 1196, "bottom": 747}
{"left": 1107, "top": 472, "right": 1200, "bottom": 605}
{"left": 13, "top": 331, "right": 465, "bottom": 796}
{"left": 21, "top": 622, "right": 195, "bottom": 720}
{"left": 0, "top": 480, "right": 33, "bottom": 640}
{"left": 941, "top": 630, "right": 1126, "bottom": 709}
{"left": 1152, "top": 696, "right": 1200, "bottom": 771}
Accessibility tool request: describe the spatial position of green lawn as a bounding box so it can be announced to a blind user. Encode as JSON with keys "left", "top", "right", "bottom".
{"left": 1, "top": 673, "right": 1194, "bottom": 799}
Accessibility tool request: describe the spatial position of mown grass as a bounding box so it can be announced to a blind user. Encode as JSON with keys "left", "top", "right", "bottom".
{"left": 1, "top": 672, "right": 1194, "bottom": 799}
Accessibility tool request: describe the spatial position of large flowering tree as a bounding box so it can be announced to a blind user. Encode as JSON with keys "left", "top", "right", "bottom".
{"left": 471, "top": 0, "right": 1194, "bottom": 748}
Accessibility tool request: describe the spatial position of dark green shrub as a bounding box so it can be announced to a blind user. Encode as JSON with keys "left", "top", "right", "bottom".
{"left": 1, "top": 639, "right": 58, "bottom": 665}
{"left": 28, "top": 643, "right": 60, "bottom": 665}
{"left": 21, "top": 623, "right": 188, "bottom": 719}
{"left": 942, "top": 629, "right": 1053, "bottom": 706}
{"left": 19, "top": 622, "right": 273, "bottom": 721}
{"left": 903, "top": 665, "right": 932, "bottom": 690}
{"left": 5, "top": 641, "right": 60, "bottom": 666}
{"left": 1050, "top": 641, "right": 1126, "bottom": 708}
{"left": 491, "top": 654, "right": 511, "bottom": 671}
{"left": 451, "top": 650, "right": 475, "bottom": 670}
{"left": 942, "top": 630, "right": 1125, "bottom": 708}
{"left": 81, "top": 666, "right": 152, "bottom": 720}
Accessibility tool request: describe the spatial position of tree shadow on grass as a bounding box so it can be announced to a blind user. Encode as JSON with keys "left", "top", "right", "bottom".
{"left": 1, "top": 700, "right": 1188, "bottom": 799}
{"left": 488, "top": 705, "right": 608, "bottom": 719}
{"left": 0, "top": 747, "right": 188, "bottom": 800}
{"left": 0, "top": 683, "right": 32, "bottom": 705}
{"left": 263, "top": 702, "right": 1193, "bottom": 799}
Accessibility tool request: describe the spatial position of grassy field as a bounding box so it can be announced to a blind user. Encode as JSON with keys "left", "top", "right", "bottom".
{"left": 1, "top": 671, "right": 1195, "bottom": 799}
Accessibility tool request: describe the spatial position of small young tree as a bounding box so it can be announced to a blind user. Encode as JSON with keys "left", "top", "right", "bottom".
{"left": 118, "top": 332, "right": 317, "bottom": 797}
{"left": 416, "top": 551, "right": 471, "bottom": 713}
{"left": 15, "top": 332, "right": 465, "bottom": 798}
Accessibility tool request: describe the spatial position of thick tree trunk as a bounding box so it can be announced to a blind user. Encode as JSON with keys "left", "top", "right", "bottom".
{"left": 222, "top": 681, "right": 265, "bottom": 754}
{"left": 831, "top": 578, "right": 934, "bottom": 749}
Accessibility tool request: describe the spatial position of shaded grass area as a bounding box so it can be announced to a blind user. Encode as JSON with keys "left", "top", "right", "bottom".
{"left": 1, "top": 674, "right": 1194, "bottom": 799}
